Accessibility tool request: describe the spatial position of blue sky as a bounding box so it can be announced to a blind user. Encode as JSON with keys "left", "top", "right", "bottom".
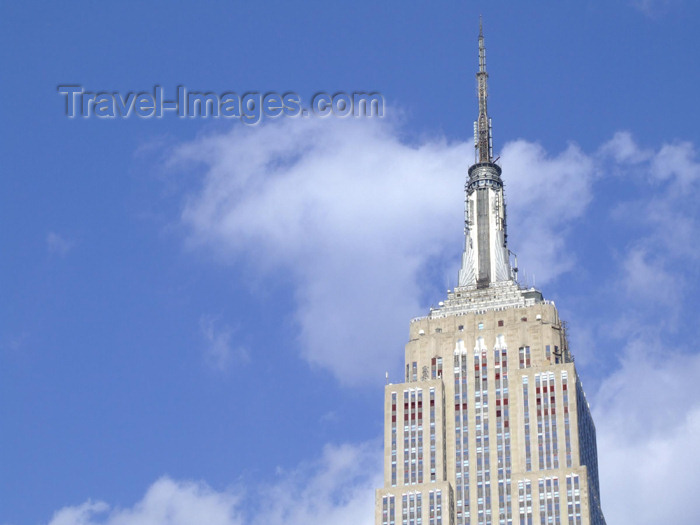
{"left": 2, "top": 1, "right": 700, "bottom": 524}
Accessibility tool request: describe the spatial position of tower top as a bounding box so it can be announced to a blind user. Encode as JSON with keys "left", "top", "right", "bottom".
{"left": 425, "top": 19, "right": 544, "bottom": 317}
{"left": 474, "top": 18, "right": 493, "bottom": 164}
{"left": 479, "top": 16, "right": 485, "bottom": 72}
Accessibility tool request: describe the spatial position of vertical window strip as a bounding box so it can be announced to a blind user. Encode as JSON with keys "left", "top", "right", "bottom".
{"left": 494, "top": 346, "right": 511, "bottom": 524}
{"left": 537, "top": 477, "right": 559, "bottom": 525}
{"left": 565, "top": 475, "right": 581, "bottom": 525}
{"left": 523, "top": 376, "right": 531, "bottom": 472}
{"left": 553, "top": 478, "right": 560, "bottom": 525}
{"left": 430, "top": 388, "right": 436, "bottom": 482}
{"left": 418, "top": 390, "right": 424, "bottom": 484}
{"left": 474, "top": 348, "right": 489, "bottom": 525}
{"left": 518, "top": 481, "right": 525, "bottom": 524}
{"left": 454, "top": 351, "right": 470, "bottom": 525}
{"left": 400, "top": 389, "right": 423, "bottom": 486}
{"left": 549, "top": 373, "right": 558, "bottom": 470}
{"left": 462, "top": 353, "right": 470, "bottom": 524}
{"left": 538, "top": 479, "right": 545, "bottom": 525}
{"left": 518, "top": 480, "right": 532, "bottom": 525}
{"left": 536, "top": 374, "right": 544, "bottom": 470}
{"left": 392, "top": 392, "right": 398, "bottom": 486}
{"left": 411, "top": 390, "right": 417, "bottom": 485}
{"left": 518, "top": 346, "right": 531, "bottom": 369}
{"left": 401, "top": 492, "right": 423, "bottom": 525}
{"left": 404, "top": 390, "right": 410, "bottom": 485}
{"left": 574, "top": 477, "right": 581, "bottom": 525}
{"left": 403, "top": 494, "right": 408, "bottom": 525}
{"left": 561, "top": 372, "right": 572, "bottom": 468}
{"left": 544, "top": 376, "right": 551, "bottom": 470}
{"left": 537, "top": 373, "right": 559, "bottom": 471}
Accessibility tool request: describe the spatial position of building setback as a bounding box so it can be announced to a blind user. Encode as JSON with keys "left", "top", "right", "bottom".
{"left": 375, "top": 23, "right": 607, "bottom": 525}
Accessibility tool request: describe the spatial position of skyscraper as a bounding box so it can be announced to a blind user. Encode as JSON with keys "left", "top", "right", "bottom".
{"left": 375, "top": 23, "right": 607, "bottom": 525}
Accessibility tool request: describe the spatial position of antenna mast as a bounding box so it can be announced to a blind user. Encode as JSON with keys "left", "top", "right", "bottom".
{"left": 475, "top": 17, "right": 493, "bottom": 164}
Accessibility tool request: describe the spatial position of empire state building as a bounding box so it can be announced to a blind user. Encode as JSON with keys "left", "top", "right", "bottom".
{"left": 374, "top": 23, "right": 607, "bottom": 525}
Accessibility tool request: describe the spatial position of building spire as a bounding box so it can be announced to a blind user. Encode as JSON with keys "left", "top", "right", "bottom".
{"left": 475, "top": 17, "right": 493, "bottom": 163}
{"left": 459, "top": 19, "right": 512, "bottom": 289}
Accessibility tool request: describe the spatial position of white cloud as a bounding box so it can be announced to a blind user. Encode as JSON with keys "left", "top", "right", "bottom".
{"left": 604, "top": 134, "right": 700, "bottom": 322}
{"left": 173, "top": 118, "right": 594, "bottom": 385}
{"left": 47, "top": 232, "right": 74, "bottom": 256}
{"left": 630, "top": 0, "right": 677, "bottom": 17}
{"left": 257, "top": 442, "right": 380, "bottom": 525}
{"left": 599, "top": 131, "right": 652, "bottom": 165}
{"left": 199, "top": 315, "right": 250, "bottom": 371}
{"left": 593, "top": 339, "right": 700, "bottom": 525}
{"left": 620, "top": 247, "right": 677, "bottom": 306}
{"left": 48, "top": 478, "right": 242, "bottom": 525}
{"left": 650, "top": 140, "right": 700, "bottom": 188}
{"left": 49, "top": 501, "right": 110, "bottom": 525}
{"left": 500, "top": 140, "right": 595, "bottom": 284}
{"left": 47, "top": 442, "right": 380, "bottom": 525}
